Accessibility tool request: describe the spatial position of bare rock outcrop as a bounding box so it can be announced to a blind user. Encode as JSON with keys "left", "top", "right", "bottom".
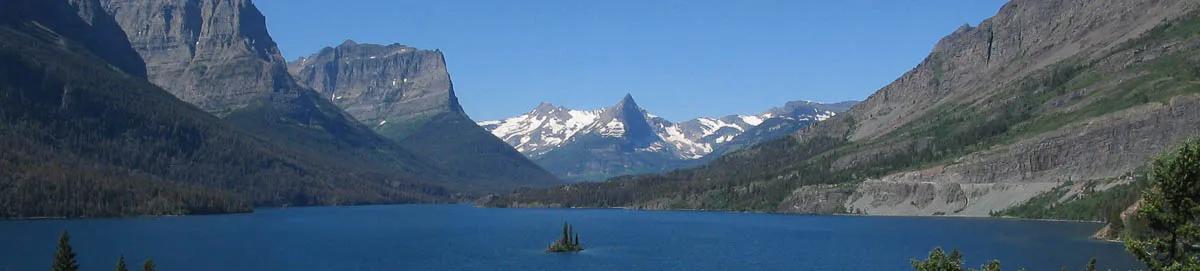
{"left": 837, "top": 95, "right": 1200, "bottom": 216}
{"left": 288, "top": 41, "right": 461, "bottom": 131}
{"left": 101, "top": 0, "right": 301, "bottom": 116}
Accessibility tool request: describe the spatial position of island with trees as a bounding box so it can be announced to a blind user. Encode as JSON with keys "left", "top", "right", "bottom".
{"left": 547, "top": 223, "right": 584, "bottom": 253}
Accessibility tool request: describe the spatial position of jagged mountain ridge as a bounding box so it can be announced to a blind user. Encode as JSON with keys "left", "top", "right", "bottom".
{"left": 480, "top": 95, "right": 852, "bottom": 181}
{"left": 482, "top": 0, "right": 1200, "bottom": 217}
{"left": 287, "top": 41, "right": 562, "bottom": 191}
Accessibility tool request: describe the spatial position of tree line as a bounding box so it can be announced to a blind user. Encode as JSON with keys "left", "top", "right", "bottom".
{"left": 50, "top": 231, "right": 154, "bottom": 271}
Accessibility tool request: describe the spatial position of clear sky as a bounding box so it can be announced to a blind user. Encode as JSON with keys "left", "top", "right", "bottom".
{"left": 256, "top": 0, "right": 1007, "bottom": 122}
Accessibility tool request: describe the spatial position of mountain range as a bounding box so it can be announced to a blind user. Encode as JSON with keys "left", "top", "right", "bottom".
{"left": 0, "top": 0, "right": 566, "bottom": 218}
{"left": 482, "top": 0, "right": 1200, "bottom": 228}
{"left": 480, "top": 95, "right": 854, "bottom": 181}
{"left": 0, "top": 0, "right": 457, "bottom": 217}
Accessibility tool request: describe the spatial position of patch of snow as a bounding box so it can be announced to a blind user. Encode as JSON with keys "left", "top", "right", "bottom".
{"left": 657, "top": 124, "right": 711, "bottom": 159}
{"left": 815, "top": 111, "right": 836, "bottom": 121}
{"left": 696, "top": 118, "right": 744, "bottom": 137}
{"left": 714, "top": 134, "right": 735, "bottom": 144}
{"left": 739, "top": 115, "right": 764, "bottom": 126}
{"left": 636, "top": 142, "right": 666, "bottom": 152}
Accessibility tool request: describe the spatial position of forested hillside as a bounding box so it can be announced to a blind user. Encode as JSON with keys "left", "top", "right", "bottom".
{"left": 0, "top": 0, "right": 450, "bottom": 218}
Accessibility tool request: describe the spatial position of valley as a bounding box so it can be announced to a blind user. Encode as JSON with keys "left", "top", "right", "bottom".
{"left": 3, "top": 0, "right": 1199, "bottom": 269}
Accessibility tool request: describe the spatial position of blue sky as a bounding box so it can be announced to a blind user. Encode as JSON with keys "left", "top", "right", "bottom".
{"left": 256, "top": 0, "right": 1007, "bottom": 121}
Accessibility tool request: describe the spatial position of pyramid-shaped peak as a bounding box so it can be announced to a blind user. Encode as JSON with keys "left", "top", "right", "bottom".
{"left": 621, "top": 93, "right": 636, "bottom": 103}
{"left": 532, "top": 102, "right": 562, "bottom": 113}
{"left": 339, "top": 39, "right": 359, "bottom": 47}
{"left": 613, "top": 93, "right": 641, "bottom": 110}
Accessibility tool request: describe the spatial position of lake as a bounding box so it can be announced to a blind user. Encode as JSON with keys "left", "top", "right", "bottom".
{"left": 0, "top": 204, "right": 1140, "bottom": 270}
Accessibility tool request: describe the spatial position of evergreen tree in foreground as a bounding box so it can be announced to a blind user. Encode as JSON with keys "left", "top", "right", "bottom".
{"left": 1125, "top": 139, "right": 1200, "bottom": 270}
{"left": 142, "top": 259, "right": 155, "bottom": 271}
{"left": 911, "top": 247, "right": 964, "bottom": 271}
{"left": 115, "top": 255, "right": 128, "bottom": 271}
{"left": 52, "top": 231, "right": 79, "bottom": 271}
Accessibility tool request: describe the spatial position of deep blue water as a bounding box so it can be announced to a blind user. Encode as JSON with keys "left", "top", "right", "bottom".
{"left": 0, "top": 204, "right": 1140, "bottom": 270}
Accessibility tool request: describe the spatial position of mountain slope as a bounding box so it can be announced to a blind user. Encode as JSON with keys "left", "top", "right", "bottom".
{"left": 0, "top": 0, "right": 449, "bottom": 218}
{"left": 287, "top": 41, "right": 561, "bottom": 191}
{"left": 483, "top": 0, "right": 1200, "bottom": 215}
{"left": 482, "top": 95, "right": 852, "bottom": 181}
{"left": 98, "top": 0, "right": 472, "bottom": 189}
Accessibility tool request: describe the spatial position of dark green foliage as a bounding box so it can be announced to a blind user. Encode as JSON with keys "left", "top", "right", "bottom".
{"left": 115, "top": 255, "right": 128, "bottom": 271}
{"left": 1125, "top": 139, "right": 1200, "bottom": 270}
{"left": 51, "top": 231, "right": 78, "bottom": 271}
{"left": 547, "top": 223, "right": 583, "bottom": 252}
{"left": 979, "top": 260, "right": 1001, "bottom": 271}
{"left": 1086, "top": 258, "right": 1096, "bottom": 271}
{"left": 909, "top": 247, "right": 1064, "bottom": 271}
{"left": 484, "top": 135, "right": 850, "bottom": 210}
{"left": 911, "top": 247, "right": 965, "bottom": 271}
{"left": 141, "top": 259, "right": 154, "bottom": 271}
{"left": 0, "top": 19, "right": 449, "bottom": 217}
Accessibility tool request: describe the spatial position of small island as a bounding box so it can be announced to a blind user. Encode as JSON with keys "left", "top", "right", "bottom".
{"left": 547, "top": 223, "right": 584, "bottom": 253}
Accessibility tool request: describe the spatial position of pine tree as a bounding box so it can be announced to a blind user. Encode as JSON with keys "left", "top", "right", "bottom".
{"left": 1086, "top": 257, "right": 1096, "bottom": 271}
{"left": 115, "top": 255, "right": 128, "bottom": 271}
{"left": 561, "top": 223, "right": 570, "bottom": 244}
{"left": 142, "top": 259, "right": 155, "bottom": 271}
{"left": 51, "top": 231, "right": 79, "bottom": 271}
{"left": 1125, "top": 139, "right": 1200, "bottom": 269}
{"left": 979, "top": 260, "right": 1000, "bottom": 271}
{"left": 573, "top": 233, "right": 580, "bottom": 247}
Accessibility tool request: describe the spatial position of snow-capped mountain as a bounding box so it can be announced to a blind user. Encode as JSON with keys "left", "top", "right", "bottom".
{"left": 480, "top": 94, "right": 855, "bottom": 181}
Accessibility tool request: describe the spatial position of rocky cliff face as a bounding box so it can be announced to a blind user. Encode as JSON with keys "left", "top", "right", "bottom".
{"left": 288, "top": 41, "right": 562, "bottom": 190}
{"left": 97, "top": 0, "right": 464, "bottom": 190}
{"left": 288, "top": 41, "right": 461, "bottom": 132}
{"left": 101, "top": 0, "right": 299, "bottom": 116}
{"left": 825, "top": 95, "right": 1200, "bottom": 216}
{"left": 845, "top": 0, "right": 1196, "bottom": 141}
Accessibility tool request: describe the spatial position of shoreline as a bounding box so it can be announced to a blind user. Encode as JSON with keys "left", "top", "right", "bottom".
{"left": 0, "top": 202, "right": 1109, "bottom": 226}
{"left": 484, "top": 204, "right": 1110, "bottom": 224}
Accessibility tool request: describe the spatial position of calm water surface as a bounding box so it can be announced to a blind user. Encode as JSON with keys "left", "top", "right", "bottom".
{"left": 0, "top": 204, "right": 1140, "bottom": 270}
